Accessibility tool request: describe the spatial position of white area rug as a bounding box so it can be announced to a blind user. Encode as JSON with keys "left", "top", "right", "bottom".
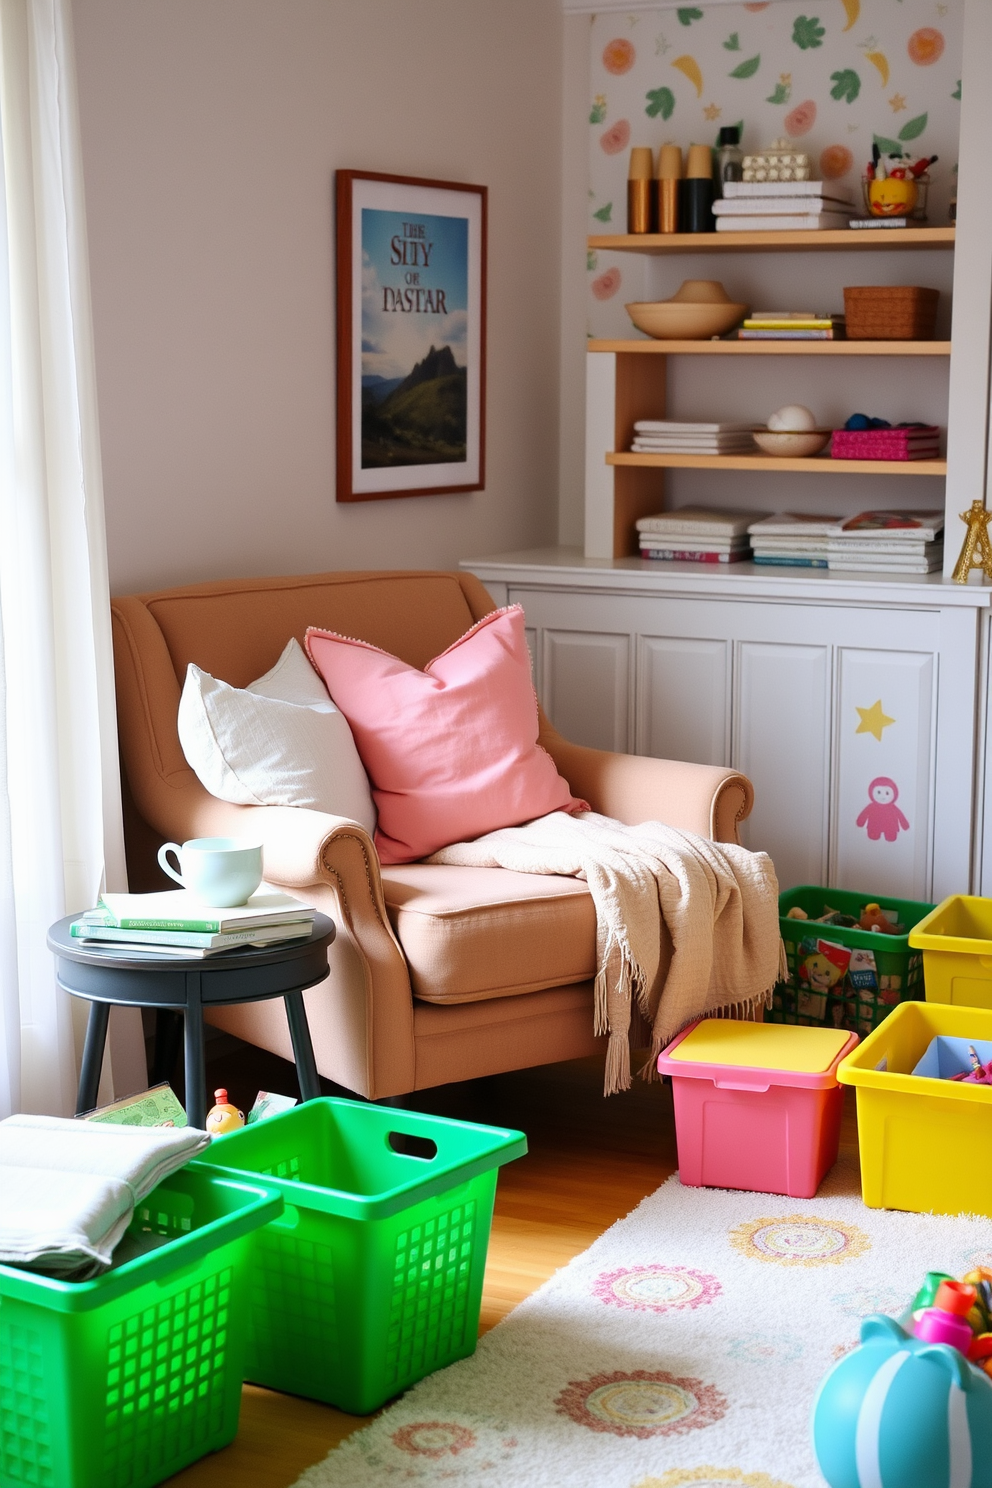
{"left": 292, "top": 1159, "right": 992, "bottom": 1488}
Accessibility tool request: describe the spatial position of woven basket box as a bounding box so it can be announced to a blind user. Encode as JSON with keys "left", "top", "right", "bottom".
{"left": 843, "top": 285, "right": 939, "bottom": 340}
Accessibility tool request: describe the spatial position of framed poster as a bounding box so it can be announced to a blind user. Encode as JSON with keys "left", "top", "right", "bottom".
{"left": 335, "top": 170, "right": 487, "bottom": 503}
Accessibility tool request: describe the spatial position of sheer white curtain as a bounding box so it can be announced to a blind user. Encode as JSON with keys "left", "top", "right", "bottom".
{"left": 0, "top": 0, "right": 139, "bottom": 1116}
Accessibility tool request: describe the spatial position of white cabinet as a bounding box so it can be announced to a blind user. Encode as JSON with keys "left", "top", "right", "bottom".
{"left": 466, "top": 553, "right": 991, "bottom": 902}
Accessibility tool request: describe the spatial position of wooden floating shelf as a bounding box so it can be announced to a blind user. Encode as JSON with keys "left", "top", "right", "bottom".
{"left": 589, "top": 338, "right": 951, "bottom": 357}
{"left": 588, "top": 227, "right": 955, "bottom": 254}
{"left": 607, "top": 451, "right": 947, "bottom": 476}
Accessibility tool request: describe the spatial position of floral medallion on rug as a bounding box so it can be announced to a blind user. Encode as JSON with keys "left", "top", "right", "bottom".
{"left": 292, "top": 1158, "right": 990, "bottom": 1488}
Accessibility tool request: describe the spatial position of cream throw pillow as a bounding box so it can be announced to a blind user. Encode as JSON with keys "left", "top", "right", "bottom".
{"left": 177, "top": 638, "right": 377, "bottom": 833}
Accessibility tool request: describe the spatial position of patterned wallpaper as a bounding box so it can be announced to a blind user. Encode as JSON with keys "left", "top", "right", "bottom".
{"left": 587, "top": 0, "right": 963, "bottom": 332}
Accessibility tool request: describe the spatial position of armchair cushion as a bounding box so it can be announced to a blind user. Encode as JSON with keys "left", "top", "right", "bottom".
{"left": 380, "top": 863, "right": 597, "bottom": 1003}
{"left": 306, "top": 606, "right": 586, "bottom": 864}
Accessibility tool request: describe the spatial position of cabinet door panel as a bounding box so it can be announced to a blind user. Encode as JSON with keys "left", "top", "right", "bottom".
{"left": 541, "top": 630, "right": 630, "bottom": 752}
{"left": 636, "top": 636, "right": 730, "bottom": 766}
{"left": 833, "top": 648, "right": 934, "bottom": 900}
{"left": 735, "top": 641, "right": 830, "bottom": 890}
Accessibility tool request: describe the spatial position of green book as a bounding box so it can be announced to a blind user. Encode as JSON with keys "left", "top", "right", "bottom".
{"left": 88, "top": 886, "right": 316, "bottom": 934}
{"left": 71, "top": 919, "right": 313, "bottom": 951}
{"left": 81, "top": 1082, "right": 188, "bottom": 1127}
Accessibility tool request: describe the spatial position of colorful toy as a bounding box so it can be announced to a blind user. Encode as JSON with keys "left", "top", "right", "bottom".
{"left": 859, "top": 902, "right": 903, "bottom": 934}
{"left": 812, "top": 1313, "right": 992, "bottom": 1488}
{"left": 205, "top": 1087, "right": 245, "bottom": 1135}
{"left": 915, "top": 1281, "right": 978, "bottom": 1353}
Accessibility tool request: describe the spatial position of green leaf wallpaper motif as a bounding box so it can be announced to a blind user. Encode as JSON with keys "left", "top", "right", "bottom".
{"left": 899, "top": 111, "right": 928, "bottom": 141}
{"left": 792, "top": 16, "right": 826, "bottom": 50}
{"left": 587, "top": 0, "right": 962, "bottom": 335}
{"left": 729, "top": 55, "right": 761, "bottom": 80}
{"left": 646, "top": 86, "right": 676, "bottom": 120}
{"left": 830, "top": 69, "right": 861, "bottom": 103}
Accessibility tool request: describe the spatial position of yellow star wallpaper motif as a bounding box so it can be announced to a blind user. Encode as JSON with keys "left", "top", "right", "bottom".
{"left": 856, "top": 699, "right": 895, "bottom": 741}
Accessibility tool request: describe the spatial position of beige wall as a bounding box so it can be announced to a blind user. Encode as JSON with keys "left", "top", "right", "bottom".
{"left": 72, "top": 0, "right": 564, "bottom": 594}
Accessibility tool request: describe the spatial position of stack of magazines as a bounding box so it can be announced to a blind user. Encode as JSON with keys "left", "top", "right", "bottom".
{"left": 637, "top": 507, "right": 768, "bottom": 564}
{"left": 738, "top": 312, "right": 845, "bottom": 342}
{"left": 825, "top": 510, "right": 945, "bottom": 574}
{"left": 631, "top": 420, "right": 755, "bottom": 455}
{"left": 713, "top": 181, "right": 853, "bottom": 232}
{"left": 70, "top": 888, "right": 316, "bottom": 958}
{"left": 747, "top": 512, "right": 840, "bottom": 568}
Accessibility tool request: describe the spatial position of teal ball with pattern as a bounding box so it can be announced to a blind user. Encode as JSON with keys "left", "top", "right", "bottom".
{"left": 812, "top": 1315, "right": 992, "bottom": 1488}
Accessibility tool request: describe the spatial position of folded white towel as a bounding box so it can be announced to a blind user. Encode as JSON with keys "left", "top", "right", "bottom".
{"left": 0, "top": 1114, "right": 211, "bottom": 1279}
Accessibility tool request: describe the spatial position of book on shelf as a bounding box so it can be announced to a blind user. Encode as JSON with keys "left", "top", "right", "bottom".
{"left": 827, "top": 556, "right": 944, "bottom": 574}
{"left": 722, "top": 181, "right": 854, "bottom": 202}
{"left": 716, "top": 213, "right": 852, "bottom": 233}
{"left": 748, "top": 513, "right": 841, "bottom": 537}
{"left": 631, "top": 439, "right": 756, "bottom": 453}
{"left": 639, "top": 548, "right": 750, "bottom": 564}
{"left": 71, "top": 919, "right": 314, "bottom": 952}
{"left": 825, "top": 539, "right": 943, "bottom": 558}
{"left": 634, "top": 421, "right": 753, "bottom": 434}
{"left": 827, "top": 510, "right": 945, "bottom": 541}
{"left": 90, "top": 885, "right": 316, "bottom": 934}
{"left": 714, "top": 197, "right": 853, "bottom": 217}
{"left": 641, "top": 536, "right": 748, "bottom": 553}
{"left": 751, "top": 555, "right": 829, "bottom": 569}
{"left": 637, "top": 507, "right": 769, "bottom": 538}
{"left": 738, "top": 329, "right": 841, "bottom": 340}
{"left": 742, "top": 317, "right": 838, "bottom": 330}
{"left": 848, "top": 217, "right": 913, "bottom": 230}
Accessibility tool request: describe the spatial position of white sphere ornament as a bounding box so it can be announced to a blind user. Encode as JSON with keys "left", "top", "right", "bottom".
{"left": 768, "top": 403, "right": 817, "bottom": 432}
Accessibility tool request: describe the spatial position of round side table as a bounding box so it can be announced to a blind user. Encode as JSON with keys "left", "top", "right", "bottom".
{"left": 47, "top": 913, "right": 335, "bottom": 1129}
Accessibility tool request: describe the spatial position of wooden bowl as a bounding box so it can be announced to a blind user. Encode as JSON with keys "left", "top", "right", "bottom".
{"left": 626, "top": 299, "right": 749, "bottom": 340}
{"left": 752, "top": 429, "right": 832, "bottom": 458}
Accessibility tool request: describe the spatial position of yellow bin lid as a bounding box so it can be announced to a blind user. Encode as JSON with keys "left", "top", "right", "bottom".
{"left": 666, "top": 1019, "right": 851, "bottom": 1074}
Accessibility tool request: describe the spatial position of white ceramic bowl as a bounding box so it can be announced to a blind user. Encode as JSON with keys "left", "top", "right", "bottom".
{"left": 625, "top": 299, "right": 749, "bottom": 340}
{"left": 752, "top": 429, "right": 832, "bottom": 458}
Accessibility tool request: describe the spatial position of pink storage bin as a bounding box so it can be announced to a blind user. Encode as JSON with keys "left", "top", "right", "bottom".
{"left": 831, "top": 426, "right": 940, "bottom": 461}
{"left": 656, "top": 1019, "right": 858, "bottom": 1198}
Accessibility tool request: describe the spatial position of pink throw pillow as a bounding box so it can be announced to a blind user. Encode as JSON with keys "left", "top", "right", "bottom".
{"left": 305, "top": 606, "right": 587, "bottom": 864}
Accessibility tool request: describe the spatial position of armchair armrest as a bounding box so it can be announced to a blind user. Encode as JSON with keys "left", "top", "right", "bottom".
{"left": 540, "top": 721, "right": 753, "bottom": 844}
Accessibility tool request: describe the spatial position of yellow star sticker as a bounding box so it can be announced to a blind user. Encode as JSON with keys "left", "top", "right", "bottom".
{"left": 703, "top": 103, "right": 722, "bottom": 121}
{"left": 856, "top": 699, "right": 895, "bottom": 741}
{"left": 889, "top": 93, "right": 907, "bottom": 112}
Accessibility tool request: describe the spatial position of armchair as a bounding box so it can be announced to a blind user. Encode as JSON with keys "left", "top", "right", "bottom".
{"left": 111, "top": 570, "right": 754, "bottom": 1100}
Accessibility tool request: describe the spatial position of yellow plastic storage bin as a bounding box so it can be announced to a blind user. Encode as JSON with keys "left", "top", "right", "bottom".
{"left": 836, "top": 1001, "right": 992, "bottom": 1216}
{"left": 908, "top": 895, "right": 992, "bottom": 1010}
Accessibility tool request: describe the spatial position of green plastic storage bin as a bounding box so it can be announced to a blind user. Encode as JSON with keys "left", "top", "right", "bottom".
{"left": 0, "top": 1167, "right": 281, "bottom": 1488}
{"left": 202, "top": 1097, "right": 527, "bottom": 1414}
{"left": 772, "top": 885, "right": 934, "bottom": 1035}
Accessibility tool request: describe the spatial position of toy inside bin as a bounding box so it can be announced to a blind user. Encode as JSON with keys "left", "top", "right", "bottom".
{"left": 774, "top": 885, "right": 933, "bottom": 1034}
{"left": 201, "top": 1097, "right": 527, "bottom": 1414}
{"left": 837, "top": 1000, "right": 992, "bottom": 1217}
{"left": 909, "top": 895, "right": 992, "bottom": 1011}
{"left": 657, "top": 1019, "right": 857, "bottom": 1198}
{"left": 0, "top": 1167, "right": 281, "bottom": 1488}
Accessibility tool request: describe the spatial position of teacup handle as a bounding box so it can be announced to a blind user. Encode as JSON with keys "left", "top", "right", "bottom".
{"left": 157, "top": 842, "right": 186, "bottom": 888}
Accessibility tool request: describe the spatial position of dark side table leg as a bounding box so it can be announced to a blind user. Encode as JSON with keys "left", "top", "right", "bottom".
{"left": 184, "top": 971, "right": 206, "bottom": 1129}
{"left": 76, "top": 1001, "right": 111, "bottom": 1114}
{"left": 284, "top": 989, "right": 321, "bottom": 1102}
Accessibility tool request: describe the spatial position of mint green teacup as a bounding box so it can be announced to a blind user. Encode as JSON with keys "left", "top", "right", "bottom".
{"left": 157, "top": 836, "right": 263, "bottom": 907}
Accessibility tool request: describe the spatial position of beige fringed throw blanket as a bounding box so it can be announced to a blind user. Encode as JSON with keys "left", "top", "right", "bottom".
{"left": 428, "top": 811, "right": 783, "bottom": 1095}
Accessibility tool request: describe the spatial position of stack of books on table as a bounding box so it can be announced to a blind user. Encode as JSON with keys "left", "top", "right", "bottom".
{"left": 637, "top": 507, "right": 769, "bottom": 564}
{"left": 825, "top": 510, "right": 945, "bottom": 574}
{"left": 747, "top": 512, "right": 841, "bottom": 569}
{"left": 70, "top": 887, "right": 316, "bottom": 958}
{"left": 631, "top": 421, "right": 755, "bottom": 455}
{"left": 738, "top": 312, "right": 845, "bottom": 341}
{"left": 714, "top": 181, "right": 853, "bottom": 233}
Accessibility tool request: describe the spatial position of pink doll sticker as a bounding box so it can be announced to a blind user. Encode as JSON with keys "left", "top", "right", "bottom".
{"left": 857, "top": 777, "right": 910, "bottom": 842}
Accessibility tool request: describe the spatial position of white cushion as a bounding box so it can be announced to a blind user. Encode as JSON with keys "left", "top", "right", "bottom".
{"left": 177, "top": 638, "right": 377, "bottom": 833}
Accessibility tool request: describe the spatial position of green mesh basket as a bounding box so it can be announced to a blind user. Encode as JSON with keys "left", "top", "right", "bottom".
{"left": 201, "top": 1097, "right": 526, "bottom": 1414}
{"left": 771, "top": 885, "right": 935, "bottom": 1035}
{"left": 0, "top": 1168, "right": 281, "bottom": 1488}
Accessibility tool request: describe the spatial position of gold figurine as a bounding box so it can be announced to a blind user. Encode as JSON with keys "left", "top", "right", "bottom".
{"left": 952, "top": 499, "right": 992, "bottom": 584}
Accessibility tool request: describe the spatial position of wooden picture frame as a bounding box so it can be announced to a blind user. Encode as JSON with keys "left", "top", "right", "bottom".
{"left": 335, "top": 170, "right": 487, "bottom": 503}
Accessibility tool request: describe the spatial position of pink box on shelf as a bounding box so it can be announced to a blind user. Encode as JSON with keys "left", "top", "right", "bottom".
{"left": 656, "top": 1019, "right": 858, "bottom": 1198}
{"left": 831, "top": 426, "right": 941, "bottom": 461}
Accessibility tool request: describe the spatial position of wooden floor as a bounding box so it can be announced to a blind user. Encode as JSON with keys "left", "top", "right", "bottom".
{"left": 164, "top": 1042, "right": 860, "bottom": 1488}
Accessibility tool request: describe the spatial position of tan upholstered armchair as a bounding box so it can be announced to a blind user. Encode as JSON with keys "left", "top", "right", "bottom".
{"left": 111, "top": 571, "right": 755, "bottom": 1100}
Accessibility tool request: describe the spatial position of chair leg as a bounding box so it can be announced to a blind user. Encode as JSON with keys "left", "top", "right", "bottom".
{"left": 284, "top": 989, "right": 321, "bottom": 1103}
{"left": 76, "top": 1002, "right": 111, "bottom": 1114}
